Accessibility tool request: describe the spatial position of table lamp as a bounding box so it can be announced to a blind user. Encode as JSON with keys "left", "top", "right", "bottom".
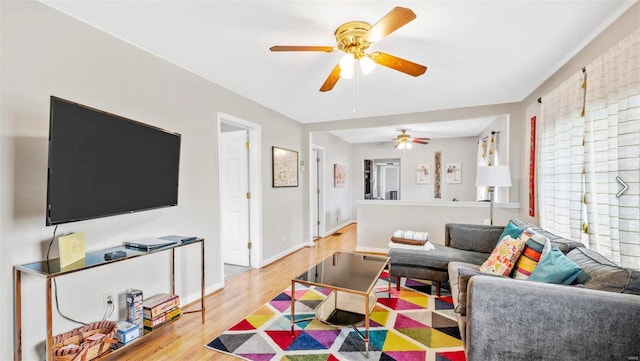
{"left": 476, "top": 166, "right": 512, "bottom": 225}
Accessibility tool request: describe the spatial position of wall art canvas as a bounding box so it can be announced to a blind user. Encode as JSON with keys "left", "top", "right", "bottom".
{"left": 446, "top": 162, "right": 462, "bottom": 184}
{"left": 334, "top": 163, "right": 346, "bottom": 188}
{"left": 416, "top": 163, "right": 431, "bottom": 184}
{"left": 272, "top": 146, "right": 298, "bottom": 187}
{"left": 434, "top": 152, "right": 442, "bottom": 198}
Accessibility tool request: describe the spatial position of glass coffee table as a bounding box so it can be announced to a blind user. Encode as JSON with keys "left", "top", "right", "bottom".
{"left": 291, "top": 252, "right": 390, "bottom": 356}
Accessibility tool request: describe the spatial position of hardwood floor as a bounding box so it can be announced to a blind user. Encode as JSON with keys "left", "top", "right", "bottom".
{"left": 105, "top": 223, "right": 360, "bottom": 360}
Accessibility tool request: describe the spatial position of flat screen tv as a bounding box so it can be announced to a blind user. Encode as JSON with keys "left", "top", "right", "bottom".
{"left": 46, "top": 96, "right": 181, "bottom": 226}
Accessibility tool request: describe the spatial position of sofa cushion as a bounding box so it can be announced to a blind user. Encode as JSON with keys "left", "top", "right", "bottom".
{"left": 567, "top": 247, "right": 639, "bottom": 294}
{"left": 509, "top": 219, "right": 583, "bottom": 254}
{"left": 528, "top": 246, "right": 582, "bottom": 284}
{"left": 452, "top": 264, "right": 506, "bottom": 316}
{"left": 479, "top": 235, "right": 526, "bottom": 276}
{"left": 389, "top": 244, "right": 490, "bottom": 269}
{"left": 447, "top": 224, "right": 504, "bottom": 253}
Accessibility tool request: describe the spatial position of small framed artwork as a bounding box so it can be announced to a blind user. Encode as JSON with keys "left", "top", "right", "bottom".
{"left": 446, "top": 162, "right": 462, "bottom": 184}
{"left": 416, "top": 163, "right": 430, "bottom": 184}
{"left": 272, "top": 146, "right": 298, "bottom": 187}
{"left": 334, "top": 163, "right": 346, "bottom": 188}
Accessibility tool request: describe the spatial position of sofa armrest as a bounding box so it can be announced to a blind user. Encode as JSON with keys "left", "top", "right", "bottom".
{"left": 445, "top": 223, "right": 504, "bottom": 253}
{"left": 466, "top": 276, "right": 640, "bottom": 361}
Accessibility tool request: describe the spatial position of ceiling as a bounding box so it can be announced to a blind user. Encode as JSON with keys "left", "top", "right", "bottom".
{"left": 41, "top": 0, "right": 635, "bottom": 142}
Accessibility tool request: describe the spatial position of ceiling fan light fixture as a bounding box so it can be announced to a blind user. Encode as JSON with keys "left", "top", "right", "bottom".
{"left": 339, "top": 54, "right": 354, "bottom": 79}
{"left": 405, "top": 142, "right": 412, "bottom": 149}
{"left": 360, "top": 56, "right": 376, "bottom": 75}
{"left": 397, "top": 142, "right": 405, "bottom": 150}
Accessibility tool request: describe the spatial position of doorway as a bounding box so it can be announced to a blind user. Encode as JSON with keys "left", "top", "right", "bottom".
{"left": 364, "top": 158, "right": 401, "bottom": 200}
{"left": 218, "top": 113, "right": 262, "bottom": 280}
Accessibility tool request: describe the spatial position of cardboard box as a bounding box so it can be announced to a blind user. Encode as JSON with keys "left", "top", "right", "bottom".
{"left": 115, "top": 320, "right": 140, "bottom": 345}
{"left": 125, "top": 288, "right": 143, "bottom": 335}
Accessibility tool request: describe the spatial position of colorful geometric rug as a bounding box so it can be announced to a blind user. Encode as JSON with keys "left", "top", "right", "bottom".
{"left": 206, "top": 271, "right": 466, "bottom": 361}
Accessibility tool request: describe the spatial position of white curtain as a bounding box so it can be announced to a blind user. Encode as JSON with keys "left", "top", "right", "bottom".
{"left": 476, "top": 132, "right": 501, "bottom": 201}
{"left": 538, "top": 71, "right": 585, "bottom": 241}
{"left": 583, "top": 29, "right": 640, "bottom": 268}
{"left": 477, "top": 139, "right": 488, "bottom": 200}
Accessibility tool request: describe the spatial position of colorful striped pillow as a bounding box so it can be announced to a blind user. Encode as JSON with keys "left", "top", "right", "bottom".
{"left": 512, "top": 230, "right": 550, "bottom": 280}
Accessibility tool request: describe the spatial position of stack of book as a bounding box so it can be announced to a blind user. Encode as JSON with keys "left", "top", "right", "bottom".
{"left": 142, "top": 293, "right": 181, "bottom": 333}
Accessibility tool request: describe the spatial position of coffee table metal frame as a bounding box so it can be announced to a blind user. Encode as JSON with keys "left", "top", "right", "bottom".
{"left": 290, "top": 252, "right": 390, "bottom": 357}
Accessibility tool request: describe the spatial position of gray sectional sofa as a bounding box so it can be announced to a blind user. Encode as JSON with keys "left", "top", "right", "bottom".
{"left": 389, "top": 219, "right": 640, "bottom": 360}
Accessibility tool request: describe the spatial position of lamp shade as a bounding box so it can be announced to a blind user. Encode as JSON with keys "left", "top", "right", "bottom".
{"left": 476, "top": 166, "right": 512, "bottom": 187}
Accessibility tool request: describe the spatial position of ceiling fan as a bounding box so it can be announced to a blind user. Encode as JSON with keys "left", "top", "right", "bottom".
{"left": 393, "top": 129, "right": 430, "bottom": 149}
{"left": 270, "top": 7, "right": 427, "bottom": 92}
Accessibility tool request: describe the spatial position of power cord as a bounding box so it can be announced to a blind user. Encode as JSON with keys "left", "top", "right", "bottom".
{"left": 46, "top": 225, "right": 87, "bottom": 326}
{"left": 102, "top": 296, "right": 115, "bottom": 320}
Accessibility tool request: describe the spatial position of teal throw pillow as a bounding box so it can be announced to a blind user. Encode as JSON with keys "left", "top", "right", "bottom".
{"left": 498, "top": 221, "right": 524, "bottom": 244}
{"left": 528, "top": 246, "right": 582, "bottom": 284}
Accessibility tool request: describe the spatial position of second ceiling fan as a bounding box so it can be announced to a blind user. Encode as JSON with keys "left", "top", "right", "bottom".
{"left": 393, "top": 129, "right": 430, "bottom": 149}
{"left": 270, "top": 7, "right": 428, "bottom": 92}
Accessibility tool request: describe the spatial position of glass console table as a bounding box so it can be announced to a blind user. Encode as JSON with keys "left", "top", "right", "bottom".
{"left": 13, "top": 239, "right": 205, "bottom": 361}
{"left": 291, "top": 252, "right": 390, "bottom": 357}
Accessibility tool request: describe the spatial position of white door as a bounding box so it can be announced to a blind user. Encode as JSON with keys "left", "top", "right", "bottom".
{"left": 312, "top": 149, "right": 319, "bottom": 238}
{"left": 220, "top": 130, "right": 250, "bottom": 266}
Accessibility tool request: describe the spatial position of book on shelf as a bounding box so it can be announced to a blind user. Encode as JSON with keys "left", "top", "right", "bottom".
{"left": 142, "top": 293, "right": 180, "bottom": 319}
{"left": 143, "top": 306, "right": 182, "bottom": 330}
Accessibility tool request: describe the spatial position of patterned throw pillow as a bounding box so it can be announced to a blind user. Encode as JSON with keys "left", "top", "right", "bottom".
{"left": 512, "top": 230, "right": 551, "bottom": 280}
{"left": 479, "top": 235, "right": 526, "bottom": 276}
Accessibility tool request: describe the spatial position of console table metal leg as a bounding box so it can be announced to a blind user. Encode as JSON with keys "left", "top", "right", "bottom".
{"left": 201, "top": 241, "right": 205, "bottom": 324}
{"left": 14, "top": 269, "right": 22, "bottom": 361}
{"left": 46, "top": 277, "right": 53, "bottom": 361}
{"left": 290, "top": 280, "right": 295, "bottom": 334}
{"left": 364, "top": 294, "right": 370, "bottom": 358}
{"left": 171, "top": 249, "right": 176, "bottom": 295}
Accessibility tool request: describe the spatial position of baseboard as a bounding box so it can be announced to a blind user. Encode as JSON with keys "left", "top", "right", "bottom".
{"left": 261, "top": 242, "right": 308, "bottom": 267}
{"left": 181, "top": 281, "right": 224, "bottom": 306}
{"left": 355, "top": 245, "right": 388, "bottom": 255}
{"left": 322, "top": 220, "right": 355, "bottom": 238}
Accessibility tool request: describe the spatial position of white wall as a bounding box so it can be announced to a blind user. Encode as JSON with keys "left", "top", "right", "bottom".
{"left": 310, "top": 132, "right": 353, "bottom": 234}
{"left": 350, "top": 137, "right": 479, "bottom": 205}
{"left": 0, "top": 2, "right": 306, "bottom": 360}
{"left": 305, "top": 102, "right": 524, "bottom": 211}
{"left": 356, "top": 201, "right": 521, "bottom": 252}
{"left": 518, "top": 1, "right": 640, "bottom": 225}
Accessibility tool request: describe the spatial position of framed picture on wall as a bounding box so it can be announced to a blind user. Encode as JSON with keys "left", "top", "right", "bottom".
{"left": 446, "top": 162, "right": 462, "bottom": 184}
{"left": 416, "top": 163, "right": 431, "bottom": 184}
{"left": 334, "top": 163, "right": 346, "bottom": 188}
{"left": 272, "top": 146, "right": 298, "bottom": 187}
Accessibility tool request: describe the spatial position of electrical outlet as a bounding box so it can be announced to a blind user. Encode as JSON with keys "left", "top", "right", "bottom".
{"left": 103, "top": 292, "right": 114, "bottom": 308}
{"left": 282, "top": 235, "right": 287, "bottom": 243}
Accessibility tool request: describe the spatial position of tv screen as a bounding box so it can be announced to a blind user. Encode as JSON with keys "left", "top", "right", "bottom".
{"left": 46, "top": 96, "right": 181, "bottom": 225}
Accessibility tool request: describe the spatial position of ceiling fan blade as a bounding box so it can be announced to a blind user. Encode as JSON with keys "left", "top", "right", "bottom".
{"left": 412, "top": 140, "right": 429, "bottom": 144}
{"left": 414, "top": 137, "right": 431, "bottom": 140}
{"left": 270, "top": 45, "right": 335, "bottom": 52}
{"left": 363, "top": 7, "right": 416, "bottom": 44}
{"left": 393, "top": 143, "right": 400, "bottom": 149}
{"left": 319, "top": 64, "right": 341, "bottom": 92}
{"left": 370, "top": 51, "right": 427, "bottom": 77}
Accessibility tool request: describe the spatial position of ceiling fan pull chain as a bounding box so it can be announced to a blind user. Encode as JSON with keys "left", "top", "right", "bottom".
{"left": 353, "top": 64, "right": 360, "bottom": 112}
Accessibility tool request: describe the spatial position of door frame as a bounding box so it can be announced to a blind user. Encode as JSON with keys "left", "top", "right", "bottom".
{"left": 309, "top": 144, "right": 326, "bottom": 241}
{"left": 217, "top": 112, "right": 263, "bottom": 272}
